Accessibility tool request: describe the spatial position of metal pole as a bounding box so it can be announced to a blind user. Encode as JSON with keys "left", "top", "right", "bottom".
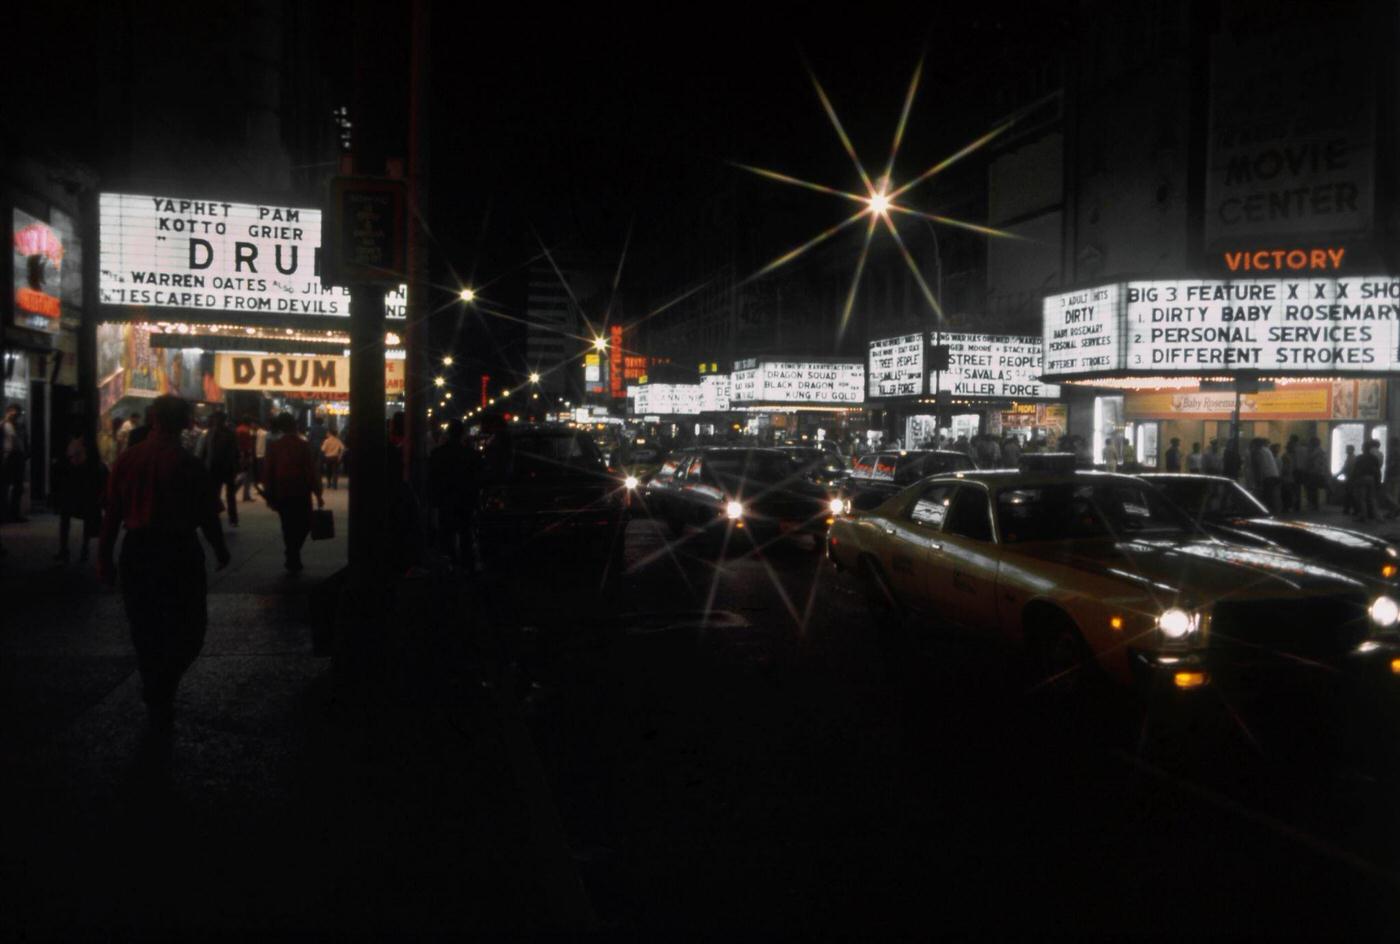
{"left": 402, "top": 0, "right": 430, "bottom": 492}
{"left": 348, "top": 285, "right": 387, "bottom": 572}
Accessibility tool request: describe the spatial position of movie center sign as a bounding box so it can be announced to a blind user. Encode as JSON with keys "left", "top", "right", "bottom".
{"left": 730, "top": 361, "right": 864, "bottom": 405}
{"left": 100, "top": 193, "right": 406, "bottom": 319}
{"left": 940, "top": 333, "right": 1060, "bottom": 400}
{"left": 868, "top": 333, "right": 924, "bottom": 397}
{"left": 1042, "top": 276, "right": 1400, "bottom": 378}
{"left": 216, "top": 353, "right": 402, "bottom": 396}
{"left": 633, "top": 383, "right": 703, "bottom": 416}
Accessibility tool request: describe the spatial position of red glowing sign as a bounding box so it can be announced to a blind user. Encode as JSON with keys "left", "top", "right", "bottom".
{"left": 480, "top": 374, "right": 490, "bottom": 407}
{"left": 609, "top": 324, "right": 624, "bottom": 398}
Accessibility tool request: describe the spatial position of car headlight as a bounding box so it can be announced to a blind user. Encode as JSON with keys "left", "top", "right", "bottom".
{"left": 725, "top": 500, "right": 744, "bottom": 520}
{"left": 624, "top": 475, "right": 639, "bottom": 490}
{"left": 1157, "top": 607, "right": 1199, "bottom": 641}
{"left": 1369, "top": 595, "right": 1399, "bottom": 628}
{"left": 829, "top": 497, "right": 847, "bottom": 515}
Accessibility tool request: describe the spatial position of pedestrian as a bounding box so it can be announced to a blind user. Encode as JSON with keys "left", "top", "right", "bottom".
{"left": 1102, "top": 437, "right": 1119, "bottom": 472}
{"left": 321, "top": 426, "right": 345, "bottom": 489}
{"left": 198, "top": 411, "right": 242, "bottom": 527}
{"left": 254, "top": 420, "right": 269, "bottom": 488}
{"left": 2, "top": 403, "right": 28, "bottom": 522}
{"left": 1164, "top": 437, "right": 1182, "bottom": 473}
{"left": 1201, "top": 439, "right": 1223, "bottom": 475}
{"left": 1252, "top": 438, "right": 1281, "bottom": 512}
{"left": 1387, "top": 437, "right": 1400, "bottom": 506}
{"left": 1120, "top": 436, "right": 1137, "bottom": 470}
{"left": 261, "top": 412, "right": 324, "bottom": 573}
{"left": 1304, "top": 437, "right": 1328, "bottom": 511}
{"left": 1340, "top": 444, "right": 1358, "bottom": 516}
{"left": 1280, "top": 440, "right": 1298, "bottom": 513}
{"left": 429, "top": 419, "right": 474, "bottom": 562}
{"left": 1187, "top": 442, "right": 1203, "bottom": 473}
{"left": 98, "top": 395, "right": 231, "bottom": 740}
{"left": 126, "top": 407, "right": 153, "bottom": 449}
{"left": 235, "top": 416, "right": 256, "bottom": 501}
{"left": 1001, "top": 436, "right": 1021, "bottom": 468}
{"left": 116, "top": 411, "right": 138, "bottom": 454}
{"left": 98, "top": 415, "right": 121, "bottom": 468}
{"left": 1223, "top": 438, "right": 1243, "bottom": 481}
{"left": 1352, "top": 439, "right": 1382, "bottom": 522}
{"left": 54, "top": 430, "right": 106, "bottom": 563}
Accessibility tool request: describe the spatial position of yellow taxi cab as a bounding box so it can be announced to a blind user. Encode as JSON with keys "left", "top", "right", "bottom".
{"left": 826, "top": 457, "right": 1400, "bottom": 697}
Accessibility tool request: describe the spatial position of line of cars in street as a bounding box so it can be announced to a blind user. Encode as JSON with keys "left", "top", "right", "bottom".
{"left": 470, "top": 425, "right": 1400, "bottom": 714}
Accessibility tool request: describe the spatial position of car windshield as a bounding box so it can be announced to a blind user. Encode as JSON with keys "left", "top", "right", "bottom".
{"left": 1149, "top": 477, "right": 1269, "bottom": 519}
{"left": 996, "top": 481, "right": 1198, "bottom": 543}
{"left": 706, "top": 452, "right": 799, "bottom": 482}
{"left": 489, "top": 432, "right": 605, "bottom": 477}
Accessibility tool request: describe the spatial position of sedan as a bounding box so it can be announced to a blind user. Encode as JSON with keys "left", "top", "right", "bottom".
{"left": 1141, "top": 473, "right": 1400, "bottom": 587}
{"left": 643, "top": 447, "right": 838, "bottom": 551}
{"left": 828, "top": 468, "right": 1400, "bottom": 698}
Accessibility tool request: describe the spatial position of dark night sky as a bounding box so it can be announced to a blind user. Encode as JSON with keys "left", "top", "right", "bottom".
{"left": 427, "top": 3, "right": 1068, "bottom": 303}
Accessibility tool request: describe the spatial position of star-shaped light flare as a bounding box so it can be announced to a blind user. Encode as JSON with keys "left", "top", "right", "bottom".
{"left": 735, "top": 57, "right": 1022, "bottom": 339}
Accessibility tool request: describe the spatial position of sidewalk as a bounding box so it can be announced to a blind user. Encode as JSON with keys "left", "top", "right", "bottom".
{"left": 0, "top": 488, "right": 563, "bottom": 939}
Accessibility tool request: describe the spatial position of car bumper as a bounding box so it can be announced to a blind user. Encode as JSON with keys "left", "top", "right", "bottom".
{"left": 1130, "top": 639, "right": 1400, "bottom": 698}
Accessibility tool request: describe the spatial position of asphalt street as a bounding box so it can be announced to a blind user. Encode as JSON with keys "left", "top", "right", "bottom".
{"left": 486, "top": 514, "right": 1400, "bottom": 936}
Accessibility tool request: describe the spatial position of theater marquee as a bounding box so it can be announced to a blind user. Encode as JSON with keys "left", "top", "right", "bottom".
{"left": 100, "top": 193, "right": 406, "bottom": 320}
{"left": 1043, "top": 276, "right": 1400, "bottom": 380}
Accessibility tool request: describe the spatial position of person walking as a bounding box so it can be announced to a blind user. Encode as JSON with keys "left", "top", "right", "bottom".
{"left": 429, "top": 419, "right": 472, "bottom": 562}
{"left": 1202, "top": 439, "right": 1223, "bottom": 475}
{"left": 254, "top": 420, "right": 269, "bottom": 494}
{"left": 1186, "top": 442, "right": 1203, "bottom": 473}
{"left": 1001, "top": 436, "right": 1021, "bottom": 468}
{"left": 261, "top": 413, "right": 324, "bottom": 573}
{"left": 1352, "top": 440, "right": 1382, "bottom": 522}
{"left": 115, "top": 411, "right": 138, "bottom": 454}
{"left": 321, "top": 427, "right": 345, "bottom": 490}
{"left": 1, "top": 403, "right": 27, "bottom": 522}
{"left": 1280, "top": 440, "right": 1299, "bottom": 513}
{"left": 235, "top": 416, "right": 256, "bottom": 501}
{"left": 98, "top": 395, "right": 230, "bottom": 738}
{"left": 54, "top": 431, "right": 106, "bottom": 563}
{"left": 199, "top": 411, "right": 242, "bottom": 527}
{"left": 1164, "top": 437, "right": 1182, "bottom": 473}
{"left": 1304, "top": 437, "right": 1328, "bottom": 512}
{"left": 1102, "top": 437, "right": 1119, "bottom": 472}
{"left": 1252, "top": 438, "right": 1281, "bottom": 513}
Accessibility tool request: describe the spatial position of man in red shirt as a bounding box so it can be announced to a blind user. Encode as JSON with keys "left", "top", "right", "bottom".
{"left": 99, "top": 395, "right": 230, "bottom": 735}
{"left": 262, "top": 413, "right": 324, "bottom": 573}
{"left": 235, "top": 416, "right": 256, "bottom": 501}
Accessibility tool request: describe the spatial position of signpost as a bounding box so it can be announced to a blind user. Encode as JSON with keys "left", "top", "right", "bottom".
{"left": 322, "top": 176, "right": 407, "bottom": 574}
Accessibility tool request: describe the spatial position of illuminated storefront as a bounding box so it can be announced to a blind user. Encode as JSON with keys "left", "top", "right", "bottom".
{"left": 867, "top": 330, "right": 1063, "bottom": 446}
{"left": 1042, "top": 276, "right": 1398, "bottom": 470}
{"left": 96, "top": 191, "right": 408, "bottom": 427}
{"left": 729, "top": 357, "right": 866, "bottom": 443}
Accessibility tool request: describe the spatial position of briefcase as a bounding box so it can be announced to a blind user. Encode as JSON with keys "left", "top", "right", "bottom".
{"left": 310, "top": 508, "right": 335, "bottom": 541}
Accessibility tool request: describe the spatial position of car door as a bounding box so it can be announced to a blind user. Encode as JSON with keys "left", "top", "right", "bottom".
{"left": 930, "top": 485, "right": 1001, "bottom": 631}
{"left": 876, "top": 482, "right": 956, "bottom": 613}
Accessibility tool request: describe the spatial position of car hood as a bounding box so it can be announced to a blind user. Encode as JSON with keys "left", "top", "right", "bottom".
{"left": 1013, "top": 536, "right": 1373, "bottom": 603}
{"left": 715, "top": 473, "right": 829, "bottom": 503}
{"left": 1218, "top": 516, "right": 1394, "bottom": 552}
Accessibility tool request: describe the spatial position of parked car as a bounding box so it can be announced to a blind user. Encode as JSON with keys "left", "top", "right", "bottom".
{"left": 475, "top": 425, "right": 628, "bottom": 565}
{"left": 643, "top": 447, "right": 838, "bottom": 551}
{"left": 840, "top": 449, "right": 977, "bottom": 512}
{"left": 777, "top": 445, "right": 850, "bottom": 487}
{"left": 1141, "top": 473, "right": 1400, "bottom": 586}
{"left": 827, "top": 466, "right": 1400, "bottom": 698}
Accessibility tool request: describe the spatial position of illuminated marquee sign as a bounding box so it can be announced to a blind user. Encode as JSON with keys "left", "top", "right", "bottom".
{"left": 215, "top": 352, "right": 402, "bottom": 395}
{"left": 633, "top": 383, "right": 703, "bottom": 415}
{"left": 867, "top": 333, "right": 924, "bottom": 397}
{"left": 1223, "top": 247, "right": 1346, "bottom": 273}
{"left": 700, "top": 373, "right": 731, "bottom": 411}
{"left": 1042, "top": 284, "right": 1123, "bottom": 376}
{"left": 1043, "top": 276, "right": 1400, "bottom": 377}
{"left": 940, "top": 333, "right": 1059, "bottom": 400}
{"left": 100, "top": 193, "right": 406, "bottom": 319}
{"left": 730, "top": 361, "right": 864, "bottom": 405}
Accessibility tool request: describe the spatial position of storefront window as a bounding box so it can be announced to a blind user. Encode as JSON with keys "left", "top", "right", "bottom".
{"left": 1094, "top": 396, "right": 1124, "bottom": 464}
{"left": 1332, "top": 423, "right": 1365, "bottom": 476}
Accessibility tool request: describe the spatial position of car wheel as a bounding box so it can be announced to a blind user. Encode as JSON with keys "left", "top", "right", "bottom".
{"left": 1030, "top": 615, "right": 1102, "bottom": 699}
{"left": 860, "top": 556, "right": 902, "bottom": 614}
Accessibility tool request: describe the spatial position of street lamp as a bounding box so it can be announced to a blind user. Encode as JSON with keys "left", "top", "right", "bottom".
{"left": 434, "top": 376, "right": 446, "bottom": 388}
{"left": 442, "top": 355, "right": 454, "bottom": 366}
{"left": 529, "top": 372, "right": 541, "bottom": 384}
{"left": 459, "top": 288, "right": 475, "bottom": 303}
{"left": 593, "top": 336, "right": 608, "bottom": 351}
